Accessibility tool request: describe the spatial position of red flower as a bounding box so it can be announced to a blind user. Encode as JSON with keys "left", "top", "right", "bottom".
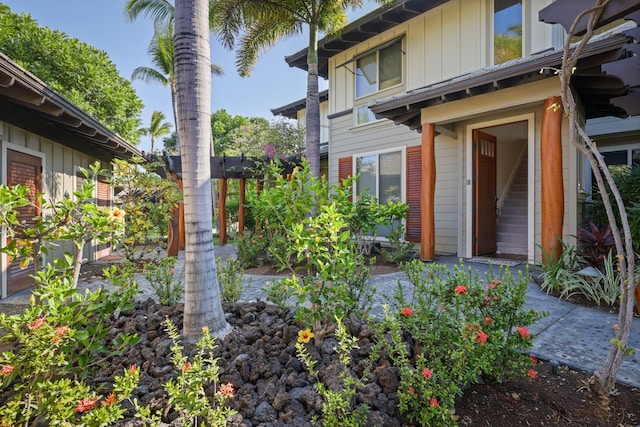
{"left": 421, "top": 367, "right": 432, "bottom": 380}
{"left": 183, "top": 361, "right": 192, "bottom": 372}
{"left": 430, "top": 397, "right": 439, "bottom": 408}
{"left": 28, "top": 317, "right": 46, "bottom": 330}
{"left": 475, "top": 331, "right": 488, "bottom": 345}
{"left": 527, "top": 369, "right": 538, "bottom": 379}
{"left": 128, "top": 364, "right": 138, "bottom": 374}
{"left": 74, "top": 397, "right": 97, "bottom": 413}
{"left": 401, "top": 307, "right": 414, "bottom": 317}
{"left": 408, "top": 386, "right": 414, "bottom": 396}
{"left": 454, "top": 285, "right": 467, "bottom": 294}
{"left": 219, "top": 382, "right": 235, "bottom": 397}
{"left": 1, "top": 365, "right": 14, "bottom": 376}
{"left": 484, "top": 316, "right": 494, "bottom": 325}
{"left": 517, "top": 327, "right": 531, "bottom": 339}
{"left": 529, "top": 355, "right": 538, "bottom": 364}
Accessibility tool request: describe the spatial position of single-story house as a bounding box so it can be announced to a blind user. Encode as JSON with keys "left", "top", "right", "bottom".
{"left": 0, "top": 52, "right": 142, "bottom": 298}
{"left": 282, "top": 0, "right": 639, "bottom": 263}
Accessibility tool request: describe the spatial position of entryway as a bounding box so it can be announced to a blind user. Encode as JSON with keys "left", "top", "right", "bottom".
{"left": 471, "top": 119, "right": 530, "bottom": 259}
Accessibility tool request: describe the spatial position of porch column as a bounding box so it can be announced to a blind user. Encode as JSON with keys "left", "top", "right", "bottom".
{"left": 421, "top": 123, "right": 436, "bottom": 261}
{"left": 218, "top": 178, "right": 228, "bottom": 244}
{"left": 238, "top": 177, "right": 246, "bottom": 237}
{"left": 541, "top": 96, "right": 564, "bottom": 264}
{"left": 167, "top": 173, "right": 180, "bottom": 257}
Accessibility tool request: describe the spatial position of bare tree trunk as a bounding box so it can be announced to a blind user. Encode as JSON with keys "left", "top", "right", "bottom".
{"left": 557, "top": 0, "right": 636, "bottom": 392}
{"left": 305, "top": 23, "right": 321, "bottom": 178}
{"left": 174, "top": 0, "right": 230, "bottom": 341}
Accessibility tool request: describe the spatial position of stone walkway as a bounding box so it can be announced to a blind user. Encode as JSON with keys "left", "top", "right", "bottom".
{"left": 2, "top": 244, "right": 639, "bottom": 388}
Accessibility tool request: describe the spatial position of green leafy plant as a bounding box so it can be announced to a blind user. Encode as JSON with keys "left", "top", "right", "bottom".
{"left": 235, "top": 229, "right": 269, "bottom": 268}
{"left": 110, "top": 157, "right": 182, "bottom": 262}
{"left": 369, "top": 260, "right": 542, "bottom": 426}
{"left": 216, "top": 257, "right": 246, "bottom": 303}
{"left": 538, "top": 242, "right": 584, "bottom": 293}
{"left": 556, "top": 252, "right": 622, "bottom": 306}
{"left": 381, "top": 222, "right": 414, "bottom": 265}
{"left": 296, "top": 319, "right": 369, "bottom": 427}
{"left": 0, "top": 301, "right": 140, "bottom": 425}
{"left": 264, "top": 279, "right": 295, "bottom": 311}
{"left": 143, "top": 256, "right": 183, "bottom": 305}
{"left": 163, "top": 318, "right": 237, "bottom": 426}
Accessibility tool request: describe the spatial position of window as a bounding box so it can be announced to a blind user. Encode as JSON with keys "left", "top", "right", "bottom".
{"left": 354, "top": 38, "right": 403, "bottom": 124}
{"left": 355, "top": 150, "right": 403, "bottom": 237}
{"left": 494, "top": 0, "right": 522, "bottom": 65}
{"left": 355, "top": 150, "right": 402, "bottom": 204}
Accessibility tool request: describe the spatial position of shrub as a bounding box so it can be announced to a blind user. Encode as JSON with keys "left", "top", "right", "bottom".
{"left": 369, "top": 260, "right": 543, "bottom": 426}
{"left": 575, "top": 221, "right": 615, "bottom": 269}
{"left": 216, "top": 257, "right": 246, "bottom": 303}
{"left": 143, "top": 256, "right": 183, "bottom": 305}
{"left": 235, "top": 229, "right": 269, "bottom": 268}
{"left": 538, "top": 242, "right": 584, "bottom": 293}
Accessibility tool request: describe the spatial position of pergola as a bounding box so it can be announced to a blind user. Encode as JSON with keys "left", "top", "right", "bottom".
{"left": 154, "top": 154, "right": 300, "bottom": 256}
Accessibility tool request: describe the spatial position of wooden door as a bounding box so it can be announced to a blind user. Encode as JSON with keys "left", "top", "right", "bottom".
{"left": 6, "top": 149, "right": 41, "bottom": 295}
{"left": 473, "top": 130, "right": 497, "bottom": 256}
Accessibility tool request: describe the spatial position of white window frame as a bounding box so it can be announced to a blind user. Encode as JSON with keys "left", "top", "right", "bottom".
{"left": 352, "top": 146, "right": 406, "bottom": 204}
{"left": 353, "top": 38, "right": 405, "bottom": 126}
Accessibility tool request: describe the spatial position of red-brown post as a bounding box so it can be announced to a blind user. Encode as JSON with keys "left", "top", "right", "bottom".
{"left": 167, "top": 173, "right": 181, "bottom": 257}
{"left": 238, "top": 177, "right": 246, "bottom": 237}
{"left": 541, "top": 96, "right": 564, "bottom": 265}
{"left": 218, "top": 178, "right": 228, "bottom": 244}
{"left": 421, "top": 123, "right": 436, "bottom": 261}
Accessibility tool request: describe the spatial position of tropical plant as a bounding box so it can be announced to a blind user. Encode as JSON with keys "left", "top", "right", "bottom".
{"left": 140, "top": 110, "right": 172, "bottom": 152}
{"left": 575, "top": 221, "right": 616, "bottom": 269}
{"left": 554, "top": 252, "right": 621, "bottom": 307}
{"left": 174, "top": 0, "right": 230, "bottom": 340}
{"left": 216, "top": 257, "right": 246, "bottom": 303}
{"left": 0, "top": 6, "right": 143, "bottom": 142}
{"left": 126, "top": 0, "right": 224, "bottom": 144}
{"left": 214, "top": 0, "right": 391, "bottom": 177}
{"left": 538, "top": 242, "right": 584, "bottom": 294}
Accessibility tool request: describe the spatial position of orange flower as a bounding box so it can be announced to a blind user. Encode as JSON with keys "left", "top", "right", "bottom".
{"left": 74, "top": 397, "right": 97, "bottom": 413}
{"left": 529, "top": 355, "right": 538, "bottom": 364}
{"left": 408, "top": 386, "right": 414, "bottom": 396}
{"left": 1, "top": 365, "right": 14, "bottom": 376}
{"left": 527, "top": 369, "right": 538, "bottom": 379}
{"left": 219, "top": 382, "right": 235, "bottom": 397}
{"left": 109, "top": 207, "right": 126, "bottom": 223}
{"left": 430, "top": 397, "right": 439, "bottom": 408}
{"left": 102, "top": 392, "right": 117, "bottom": 406}
{"left": 297, "top": 328, "right": 314, "bottom": 343}
{"left": 454, "top": 285, "right": 467, "bottom": 294}
{"left": 183, "top": 361, "right": 192, "bottom": 372}
{"left": 401, "top": 307, "right": 414, "bottom": 317}
{"left": 52, "top": 325, "right": 69, "bottom": 343}
{"left": 421, "top": 367, "right": 432, "bottom": 380}
{"left": 128, "top": 364, "right": 138, "bottom": 374}
{"left": 484, "top": 316, "right": 494, "bottom": 325}
{"left": 516, "top": 326, "right": 531, "bottom": 339}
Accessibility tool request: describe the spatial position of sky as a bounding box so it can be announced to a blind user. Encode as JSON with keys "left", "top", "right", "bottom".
{"left": 1, "top": 0, "right": 376, "bottom": 152}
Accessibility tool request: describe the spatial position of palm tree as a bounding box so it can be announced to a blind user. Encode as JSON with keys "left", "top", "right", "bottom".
{"left": 174, "top": 0, "right": 230, "bottom": 340}
{"left": 214, "top": 0, "right": 390, "bottom": 177}
{"left": 140, "top": 110, "right": 172, "bottom": 152}
{"left": 131, "top": 22, "right": 223, "bottom": 143}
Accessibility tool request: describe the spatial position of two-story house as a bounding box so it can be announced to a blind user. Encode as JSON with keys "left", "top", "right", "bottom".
{"left": 282, "top": 0, "right": 639, "bottom": 263}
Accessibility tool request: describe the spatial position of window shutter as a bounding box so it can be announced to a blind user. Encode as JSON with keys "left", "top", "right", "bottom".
{"left": 406, "top": 146, "right": 422, "bottom": 242}
{"left": 338, "top": 156, "right": 353, "bottom": 201}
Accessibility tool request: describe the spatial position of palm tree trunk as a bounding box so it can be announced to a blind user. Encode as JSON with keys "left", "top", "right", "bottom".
{"left": 305, "top": 23, "right": 321, "bottom": 178}
{"left": 174, "top": 0, "right": 230, "bottom": 341}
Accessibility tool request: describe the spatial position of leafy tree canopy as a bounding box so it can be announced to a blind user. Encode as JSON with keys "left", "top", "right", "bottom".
{"left": 0, "top": 5, "right": 144, "bottom": 143}
{"left": 227, "top": 117, "right": 305, "bottom": 159}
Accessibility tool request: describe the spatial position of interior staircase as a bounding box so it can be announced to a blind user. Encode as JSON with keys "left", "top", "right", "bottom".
{"left": 496, "top": 154, "right": 528, "bottom": 256}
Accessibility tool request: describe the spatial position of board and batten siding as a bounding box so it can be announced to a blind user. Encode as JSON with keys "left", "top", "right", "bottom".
{"left": 327, "top": 0, "right": 556, "bottom": 117}
{"left": 1, "top": 121, "right": 109, "bottom": 263}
